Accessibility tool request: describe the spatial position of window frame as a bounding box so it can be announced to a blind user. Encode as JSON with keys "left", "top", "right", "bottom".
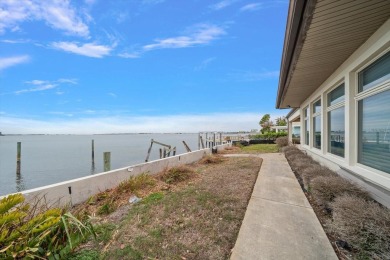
{"left": 355, "top": 49, "right": 390, "bottom": 174}
{"left": 312, "top": 98, "right": 321, "bottom": 150}
{"left": 326, "top": 82, "right": 345, "bottom": 158}
{"left": 303, "top": 106, "right": 310, "bottom": 146}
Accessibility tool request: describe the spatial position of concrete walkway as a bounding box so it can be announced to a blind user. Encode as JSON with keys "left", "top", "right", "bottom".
{"left": 229, "top": 153, "right": 337, "bottom": 260}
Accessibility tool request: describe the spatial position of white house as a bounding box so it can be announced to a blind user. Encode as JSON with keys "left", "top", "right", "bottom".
{"left": 277, "top": 0, "right": 390, "bottom": 207}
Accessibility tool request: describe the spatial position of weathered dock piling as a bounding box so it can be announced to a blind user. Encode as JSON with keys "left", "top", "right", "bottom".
{"left": 16, "top": 142, "right": 21, "bottom": 174}
{"left": 104, "top": 152, "right": 111, "bottom": 172}
{"left": 182, "top": 141, "right": 191, "bottom": 152}
{"left": 91, "top": 139, "right": 95, "bottom": 164}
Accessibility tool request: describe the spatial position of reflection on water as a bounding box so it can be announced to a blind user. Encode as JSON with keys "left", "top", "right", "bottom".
{"left": 16, "top": 173, "right": 25, "bottom": 192}
{"left": 90, "top": 162, "right": 96, "bottom": 175}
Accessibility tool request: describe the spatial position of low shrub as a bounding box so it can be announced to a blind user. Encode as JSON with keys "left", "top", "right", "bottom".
{"left": 301, "top": 165, "right": 337, "bottom": 189}
{"left": 288, "top": 154, "right": 316, "bottom": 172}
{"left": 311, "top": 176, "right": 370, "bottom": 207}
{"left": 275, "top": 136, "right": 289, "bottom": 148}
{"left": 284, "top": 149, "right": 303, "bottom": 160}
{"left": 160, "top": 166, "right": 195, "bottom": 184}
{"left": 0, "top": 194, "right": 94, "bottom": 259}
{"left": 118, "top": 173, "right": 156, "bottom": 192}
{"left": 199, "top": 155, "right": 224, "bottom": 164}
{"left": 330, "top": 195, "right": 390, "bottom": 259}
{"left": 281, "top": 145, "right": 299, "bottom": 153}
{"left": 250, "top": 131, "right": 288, "bottom": 140}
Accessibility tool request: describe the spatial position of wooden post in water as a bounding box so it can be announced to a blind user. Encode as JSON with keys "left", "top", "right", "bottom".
{"left": 205, "top": 133, "right": 208, "bottom": 148}
{"left": 159, "top": 148, "right": 162, "bottom": 159}
{"left": 213, "top": 133, "right": 216, "bottom": 147}
{"left": 104, "top": 152, "right": 111, "bottom": 172}
{"left": 91, "top": 139, "right": 95, "bottom": 164}
{"left": 16, "top": 142, "right": 21, "bottom": 174}
{"left": 198, "top": 133, "right": 200, "bottom": 150}
{"left": 200, "top": 136, "right": 205, "bottom": 149}
{"left": 145, "top": 139, "right": 154, "bottom": 162}
{"left": 219, "top": 133, "right": 222, "bottom": 145}
{"left": 182, "top": 141, "right": 192, "bottom": 152}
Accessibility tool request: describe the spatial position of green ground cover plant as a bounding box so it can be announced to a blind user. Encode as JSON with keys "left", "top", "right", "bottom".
{"left": 0, "top": 194, "right": 94, "bottom": 259}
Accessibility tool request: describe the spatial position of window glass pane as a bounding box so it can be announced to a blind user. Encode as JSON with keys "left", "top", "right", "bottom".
{"left": 328, "top": 107, "right": 345, "bottom": 157}
{"left": 304, "top": 107, "right": 309, "bottom": 118}
{"left": 359, "top": 51, "right": 390, "bottom": 92}
{"left": 358, "top": 90, "right": 390, "bottom": 173}
{"left": 313, "top": 99, "right": 321, "bottom": 114}
{"left": 313, "top": 115, "right": 321, "bottom": 149}
{"left": 328, "top": 84, "right": 345, "bottom": 106}
{"left": 305, "top": 119, "right": 309, "bottom": 145}
{"left": 292, "top": 126, "right": 300, "bottom": 138}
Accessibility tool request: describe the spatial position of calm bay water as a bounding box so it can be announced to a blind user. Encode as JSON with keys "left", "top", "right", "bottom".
{"left": 0, "top": 134, "right": 198, "bottom": 196}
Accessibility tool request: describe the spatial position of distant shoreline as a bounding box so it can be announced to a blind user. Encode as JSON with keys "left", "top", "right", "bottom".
{"left": 0, "top": 132, "right": 251, "bottom": 136}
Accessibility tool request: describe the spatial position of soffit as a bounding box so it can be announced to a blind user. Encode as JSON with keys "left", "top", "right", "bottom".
{"left": 278, "top": 0, "right": 390, "bottom": 108}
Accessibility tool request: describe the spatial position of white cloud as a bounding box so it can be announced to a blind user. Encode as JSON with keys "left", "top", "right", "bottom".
{"left": 0, "top": 55, "right": 30, "bottom": 71}
{"left": 118, "top": 52, "right": 140, "bottom": 59}
{"left": 240, "top": 3, "right": 263, "bottom": 12}
{"left": 0, "top": 0, "right": 89, "bottom": 37}
{"left": 108, "top": 93, "right": 117, "bottom": 98}
{"left": 143, "top": 24, "right": 225, "bottom": 51}
{"left": 195, "top": 57, "right": 216, "bottom": 70}
{"left": 51, "top": 42, "right": 112, "bottom": 58}
{"left": 14, "top": 78, "right": 77, "bottom": 95}
{"left": 57, "top": 78, "right": 78, "bottom": 84}
{"left": 15, "top": 84, "right": 57, "bottom": 94}
{"left": 25, "top": 79, "right": 47, "bottom": 85}
{"left": 0, "top": 39, "right": 31, "bottom": 44}
{"left": 210, "top": 0, "right": 238, "bottom": 10}
{"left": 0, "top": 112, "right": 288, "bottom": 134}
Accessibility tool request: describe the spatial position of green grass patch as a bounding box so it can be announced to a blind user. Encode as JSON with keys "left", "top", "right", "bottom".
{"left": 106, "top": 245, "right": 142, "bottom": 260}
{"left": 94, "top": 223, "right": 117, "bottom": 244}
{"left": 142, "top": 192, "right": 164, "bottom": 204}
{"left": 241, "top": 144, "right": 278, "bottom": 153}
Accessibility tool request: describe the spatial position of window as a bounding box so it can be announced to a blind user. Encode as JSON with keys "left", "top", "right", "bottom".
{"left": 292, "top": 126, "right": 300, "bottom": 138}
{"left": 304, "top": 106, "right": 309, "bottom": 145}
{"left": 327, "top": 84, "right": 345, "bottom": 157}
{"left": 357, "top": 51, "right": 390, "bottom": 174}
{"left": 312, "top": 99, "right": 321, "bottom": 149}
{"left": 358, "top": 51, "right": 390, "bottom": 92}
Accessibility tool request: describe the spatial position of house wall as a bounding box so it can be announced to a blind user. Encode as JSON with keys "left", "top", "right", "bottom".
{"left": 296, "top": 18, "right": 390, "bottom": 207}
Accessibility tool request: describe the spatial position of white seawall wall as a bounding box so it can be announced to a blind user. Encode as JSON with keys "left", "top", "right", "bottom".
{"left": 20, "top": 144, "right": 231, "bottom": 207}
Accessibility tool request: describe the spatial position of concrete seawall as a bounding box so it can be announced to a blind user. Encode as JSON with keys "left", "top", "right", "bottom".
{"left": 19, "top": 144, "right": 230, "bottom": 207}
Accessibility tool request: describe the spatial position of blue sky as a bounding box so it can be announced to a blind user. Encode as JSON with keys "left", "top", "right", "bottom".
{"left": 0, "top": 0, "right": 288, "bottom": 134}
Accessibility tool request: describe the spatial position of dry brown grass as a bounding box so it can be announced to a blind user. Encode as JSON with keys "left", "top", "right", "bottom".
{"left": 311, "top": 176, "right": 370, "bottom": 208}
{"left": 77, "top": 157, "right": 262, "bottom": 260}
{"left": 158, "top": 165, "right": 195, "bottom": 184}
{"left": 199, "top": 154, "right": 224, "bottom": 164}
{"left": 289, "top": 155, "right": 316, "bottom": 172}
{"left": 330, "top": 195, "right": 390, "bottom": 259}
{"left": 217, "top": 146, "right": 241, "bottom": 154}
{"left": 281, "top": 145, "right": 299, "bottom": 152}
{"left": 301, "top": 165, "right": 337, "bottom": 189}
